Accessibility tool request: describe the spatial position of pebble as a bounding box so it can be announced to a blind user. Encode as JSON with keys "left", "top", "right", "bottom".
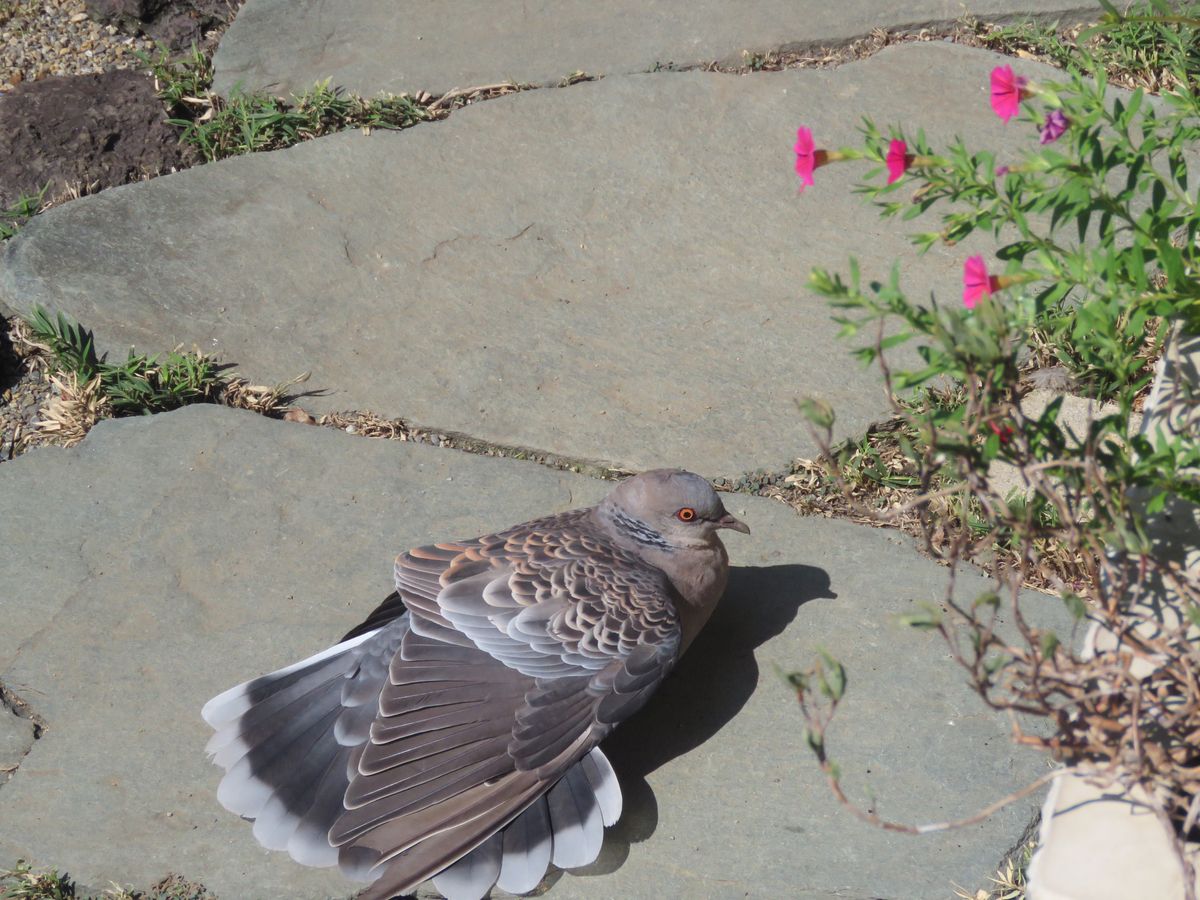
{"left": 0, "top": 0, "right": 156, "bottom": 91}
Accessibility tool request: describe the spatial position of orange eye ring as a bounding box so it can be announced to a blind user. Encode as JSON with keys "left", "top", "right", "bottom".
{"left": 676, "top": 507, "right": 697, "bottom": 522}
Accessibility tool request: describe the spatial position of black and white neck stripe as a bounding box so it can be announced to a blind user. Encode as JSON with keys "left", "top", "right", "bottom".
{"left": 611, "top": 509, "right": 674, "bottom": 552}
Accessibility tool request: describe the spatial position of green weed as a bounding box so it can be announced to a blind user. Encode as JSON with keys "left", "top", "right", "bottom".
{"left": 138, "top": 44, "right": 213, "bottom": 111}
{"left": 0, "top": 862, "right": 214, "bottom": 900}
{"left": 974, "top": 0, "right": 1200, "bottom": 91}
{"left": 0, "top": 187, "right": 49, "bottom": 240}
{"left": 0, "top": 861, "right": 74, "bottom": 900}
{"left": 27, "top": 307, "right": 220, "bottom": 415}
{"left": 139, "top": 45, "right": 431, "bottom": 162}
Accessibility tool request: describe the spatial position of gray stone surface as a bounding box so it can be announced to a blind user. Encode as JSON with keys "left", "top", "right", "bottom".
{"left": 0, "top": 405, "right": 1076, "bottom": 898}
{"left": 1, "top": 43, "right": 1067, "bottom": 476}
{"left": 212, "top": 0, "right": 1094, "bottom": 98}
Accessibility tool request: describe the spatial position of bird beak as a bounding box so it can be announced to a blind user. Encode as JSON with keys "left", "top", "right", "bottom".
{"left": 716, "top": 512, "right": 750, "bottom": 535}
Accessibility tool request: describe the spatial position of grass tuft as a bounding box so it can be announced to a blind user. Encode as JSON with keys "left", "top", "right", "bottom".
{"left": 969, "top": 2, "right": 1200, "bottom": 91}
{"left": 139, "top": 45, "right": 433, "bottom": 162}
{"left": 0, "top": 187, "right": 49, "bottom": 240}
{"left": 764, "top": 384, "right": 1092, "bottom": 596}
{"left": 954, "top": 839, "right": 1035, "bottom": 900}
{"left": 0, "top": 861, "right": 75, "bottom": 900}
{"left": 0, "top": 862, "right": 215, "bottom": 900}
{"left": 7, "top": 307, "right": 307, "bottom": 451}
{"left": 26, "top": 308, "right": 221, "bottom": 416}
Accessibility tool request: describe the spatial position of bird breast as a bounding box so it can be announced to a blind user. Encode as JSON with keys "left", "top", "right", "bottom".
{"left": 660, "top": 541, "right": 730, "bottom": 653}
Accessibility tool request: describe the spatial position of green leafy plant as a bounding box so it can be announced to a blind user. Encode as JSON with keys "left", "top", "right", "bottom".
{"left": 0, "top": 186, "right": 48, "bottom": 240}
{"left": 138, "top": 44, "right": 213, "bottom": 111}
{"left": 0, "top": 861, "right": 75, "bottom": 900}
{"left": 786, "top": 0, "right": 1200, "bottom": 882}
{"left": 139, "top": 45, "right": 433, "bottom": 162}
{"left": 0, "top": 862, "right": 214, "bottom": 900}
{"left": 974, "top": 0, "right": 1200, "bottom": 91}
{"left": 27, "top": 307, "right": 220, "bottom": 415}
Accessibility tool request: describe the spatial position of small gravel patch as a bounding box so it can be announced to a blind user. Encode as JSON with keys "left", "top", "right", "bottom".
{"left": 0, "top": 0, "right": 155, "bottom": 91}
{"left": 0, "top": 316, "right": 53, "bottom": 460}
{"left": 0, "top": 369, "right": 51, "bottom": 460}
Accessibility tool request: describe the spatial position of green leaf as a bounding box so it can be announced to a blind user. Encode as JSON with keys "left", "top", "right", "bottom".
{"left": 797, "top": 397, "right": 836, "bottom": 430}
{"left": 1040, "top": 631, "right": 1060, "bottom": 658}
{"left": 973, "top": 592, "right": 1001, "bottom": 609}
{"left": 1061, "top": 592, "right": 1087, "bottom": 620}
{"left": 983, "top": 653, "right": 1011, "bottom": 675}
{"left": 983, "top": 430, "right": 1001, "bottom": 461}
{"left": 817, "top": 649, "right": 847, "bottom": 701}
{"left": 803, "top": 727, "right": 824, "bottom": 755}
{"left": 1125, "top": 88, "right": 1144, "bottom": 124}
{"left": 898, "top": 603, "right": 943, "bottom": 630}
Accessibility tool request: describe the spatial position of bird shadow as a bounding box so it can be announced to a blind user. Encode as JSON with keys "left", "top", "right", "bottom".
{"left": 567, "top": 562, "right": 837, "bottom": 879}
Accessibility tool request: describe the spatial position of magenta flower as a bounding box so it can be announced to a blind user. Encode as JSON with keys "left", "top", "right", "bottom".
{"left": 1039, "top": 110, "right": 1069, "bottom": 144}
{"left": 988, "top": 421, "right": 1015, "bottom": 444}
{"left": 963, "top": 255, "right": 1000, "bottom": 309}
{"left": 886, "top": 139, "right": 912, "bottom": 184}
{"left": 990, "top": 65, "right": 1029, "bottom": 123}
{"left": 794, "top": 126, "right": 824, "bottom": 193}
{"left": 995, "top": 164, "right": 1010, "bottom": 178}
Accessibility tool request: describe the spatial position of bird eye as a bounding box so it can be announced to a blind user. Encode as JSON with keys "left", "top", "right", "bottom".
{"left": 676, "top": 507, "right": 696, "bottom": 522}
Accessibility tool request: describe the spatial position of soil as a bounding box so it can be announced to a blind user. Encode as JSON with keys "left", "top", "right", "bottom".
{"left": 0, "top": 67, "right": 197, "bottom": 208}
{"left": 84, "top": 0, "right": 240, "bottom": 53}
{"left": 0, "top": 0, "right": 245, "bottom": 211}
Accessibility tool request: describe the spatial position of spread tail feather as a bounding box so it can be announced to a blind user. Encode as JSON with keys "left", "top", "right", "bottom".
{"left": 202, "top": 628, "right": 387, "bottom": 870}
{"left": 204, "top": 625, "right": 625, "bottom": 898}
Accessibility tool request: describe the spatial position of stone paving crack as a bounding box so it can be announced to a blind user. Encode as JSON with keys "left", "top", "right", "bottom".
{"left": 314, "top": 407, "right": 635, "bottom": 482}
{"left": 0, "top": 679, "right": 45, "bottom": 785}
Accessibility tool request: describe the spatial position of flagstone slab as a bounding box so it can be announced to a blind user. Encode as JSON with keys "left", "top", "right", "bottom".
{"left": 1, "top": 43, "right": 1060, "bottom": 476}
{"left": 211, "top": 0, "right": 1094, "bottom": 99}
{"left": 0, "top": 405, "right": 1074, "bottom": 898}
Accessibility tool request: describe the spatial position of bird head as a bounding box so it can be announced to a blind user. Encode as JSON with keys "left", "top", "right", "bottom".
{"left": 600, "top": 468, "right": 749, "bottom": 551}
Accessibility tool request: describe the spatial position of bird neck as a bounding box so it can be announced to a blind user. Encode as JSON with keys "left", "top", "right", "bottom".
{"left": 596, "top": 502, "right": 675, "bottom": 554}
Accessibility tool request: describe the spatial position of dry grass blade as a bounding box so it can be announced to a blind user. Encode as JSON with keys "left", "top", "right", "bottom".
{"left": 5, "top": 316, "right": 51, "bottom": 369}
{"left": 35, "top": 372, "right": 111, "bottom": 447}
{"left": 318, "top": 409, "right": 423, "bottom": 441}
{"left": 219, "top": 371, "right": 311, "bottom": 416}
{"left": 425, "top": 80, "right": 531, "bottom": 112}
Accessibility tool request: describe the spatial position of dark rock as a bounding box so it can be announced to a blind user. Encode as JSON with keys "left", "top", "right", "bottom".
{"left": 83, "top": 0, "right": 240, "bottom": 51}
{"left": 85, "top": 0, "right": 168, "bottom": 25}
{"left": 0, "top": 70, "right": 195, "bottom": 209}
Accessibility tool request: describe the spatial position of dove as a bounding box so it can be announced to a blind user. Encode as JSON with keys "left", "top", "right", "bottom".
{"left": 201, "top": 468, "right": 749, "bottom": 900}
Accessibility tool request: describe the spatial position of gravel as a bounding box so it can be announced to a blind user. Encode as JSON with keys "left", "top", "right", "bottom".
{"left": 0, "top": 317, "right": 53, "bottom": 461}
{"left": 0, "top": 0, "right": 156, "bottom": 92}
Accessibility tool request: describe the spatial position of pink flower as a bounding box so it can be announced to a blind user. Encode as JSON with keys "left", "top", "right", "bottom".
{"left": 988, "top": 420, "right": 1015, "bottom": 444}
{"left": 794, "top": 126, "right": 828, "bottom": 193}
{"left": 995, "top": 164, "right": 1010, "bottom": 178}
{"left": 1039, "top": 109, "right": 1069, "bottom": 144}
{"left": 990, "top": 65, "right": 1029, "bottom": 123}
{"left": 963, "top": 255, "right": 1000, "bottom": 309}
{"left": 886, "top": 139, "right": 912, "bottom": 184}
